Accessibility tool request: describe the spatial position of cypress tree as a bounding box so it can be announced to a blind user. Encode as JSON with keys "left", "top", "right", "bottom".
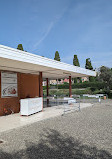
{"left": 17, "top": 44, "right": 24, "bottom": 51}
{"left": 73, "top": 55, "right": 80, "bottom": 83}
{"left": 85, "top": 58, "right": 94, "bottom": 82}
{"left": 54, "top": 51, "right": 61, "bottom": 61}
{"left": 73, "top": 55, "right": 80, "bottom": 67}
{"left": 85, "top": 58, "right": 93, "bottom": 70}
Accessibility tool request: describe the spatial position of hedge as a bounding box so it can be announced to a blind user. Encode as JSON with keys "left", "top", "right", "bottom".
{"left": 57, "top": 82, "right": 106, "bottom": 90}
{"left": 43, "top": 88, "right": 92, "bottom": 97}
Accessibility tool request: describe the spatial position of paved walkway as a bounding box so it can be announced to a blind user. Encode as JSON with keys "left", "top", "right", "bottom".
{"left": 0, "top": 103, "right": 92, "bottom": 133}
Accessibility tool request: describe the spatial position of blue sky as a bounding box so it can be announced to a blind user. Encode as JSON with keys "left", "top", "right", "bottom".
{"left": 0, "top": 0, "right": 112, "bottom": 69}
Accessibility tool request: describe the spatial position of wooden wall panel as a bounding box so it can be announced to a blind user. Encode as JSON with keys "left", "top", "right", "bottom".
{"left": 0, "top": 72, "right": 39, "bottom": 116}
{"left": 20, "top": 73, "right": 39, "bottom": 99}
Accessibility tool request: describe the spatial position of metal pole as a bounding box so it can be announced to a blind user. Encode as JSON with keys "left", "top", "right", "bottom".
{"left": 69, "top": 76, "right": 72, "bottom": 97}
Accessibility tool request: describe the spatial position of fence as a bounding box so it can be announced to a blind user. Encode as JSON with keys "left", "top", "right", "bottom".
{"left": 80, "top": 94, "right": 107, "bottom": 104}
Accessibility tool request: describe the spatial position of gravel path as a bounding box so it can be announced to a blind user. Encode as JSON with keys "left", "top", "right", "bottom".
{"left": 0, "top": 100, "right": 112, "bottom": 159}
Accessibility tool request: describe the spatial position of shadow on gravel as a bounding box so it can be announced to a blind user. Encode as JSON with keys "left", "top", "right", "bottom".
{"left": 0, "top": 129, "right": 112, "bottom": 159}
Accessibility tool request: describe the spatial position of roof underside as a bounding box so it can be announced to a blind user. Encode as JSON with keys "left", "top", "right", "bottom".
{"left": 0, "top": 45, "right": 96, "bottom": 79}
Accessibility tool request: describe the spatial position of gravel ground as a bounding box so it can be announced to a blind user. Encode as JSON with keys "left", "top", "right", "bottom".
{"left": 0, "top": 100, "right": 112, "bottom": 159}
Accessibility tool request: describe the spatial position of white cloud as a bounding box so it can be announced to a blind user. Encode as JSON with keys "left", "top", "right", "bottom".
{"left": 33, "top": 6, "right": 68, "bottom": 50}
{"left": 33, "top": 22, "right": 54, "bottom": 48}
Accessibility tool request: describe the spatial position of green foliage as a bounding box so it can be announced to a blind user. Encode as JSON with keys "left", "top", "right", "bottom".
{"left": 57, "top": 82, "right": 106, "bottom": 90}
{"left": 43, "top": 80, "right": 112, "bottom": 98}
{"left": 90, "top": 87, "right": 96, "bottom": 92}
{"left": 94, "top": 73, "right": 99, "bottom": 81}
{"left": 54, "top": 51, "right": 61, "bottom": 61}
{"left": 85, "top": 58, "right": 93, "bottom": 70}
{"left": 72, "top": 88, "right": 91, "bottom": 95}
{"left": 99, "top": 66, "right": 112, "bottom": 92}
{"left": 58, "top": 83, "right": 69, "bottom": 89}
{"left": 73, "top": 55, "right": 80, "bottom": 82}
{"left": 43, "top": 81, "right": 109, "bottom": 91}
{"left": 63, "top": 82, "right": 68, "bottom": 84}
{"left": 108, "top": 92, "right": 112, "bottom": 98}
{"left": 43, "top": 88, "right": 92, "bottom": 97}
{"left": 74, "top": 78, "right": 77, "bottom": 83}
{"left": 73, "top": 55, "right": 80, "bottom": 67}
{"left": 17, "top": 44, "right": 24, "bottom": 51}
{"left": 85, "top": 58, "right": 93, "bottom": 82}
{"left": 89, "top": 76, "right": 95, "bottom": 82}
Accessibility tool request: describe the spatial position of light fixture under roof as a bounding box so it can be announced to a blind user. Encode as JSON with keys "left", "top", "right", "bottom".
{"left": 63, "top": 72, "right": 71, "bottom": 75}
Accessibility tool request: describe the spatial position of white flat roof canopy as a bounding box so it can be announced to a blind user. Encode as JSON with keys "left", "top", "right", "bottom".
{"left": 0, "top": 45, "right": 96, "bottom": 79}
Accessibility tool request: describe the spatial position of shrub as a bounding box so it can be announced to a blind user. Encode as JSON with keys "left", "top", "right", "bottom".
{"left": 90, "top": 87, "right": 96, "bottom": 92}
{"left": 57, "top": 82, "right": 106, "bottom": 90}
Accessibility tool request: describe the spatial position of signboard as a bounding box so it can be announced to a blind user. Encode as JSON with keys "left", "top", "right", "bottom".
{"left": 1, "top": 72, "right": 18, "bottom": 97}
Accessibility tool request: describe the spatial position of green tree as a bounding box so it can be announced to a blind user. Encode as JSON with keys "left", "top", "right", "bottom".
{"left": 73, "top": 55, "right": 80, "bottom": 67}
{"left": 74, "top": 78, "right": 77, "bottom": 83}
{"left": 99, "top": 66, "right": 112, "bottom": 93}
{"left": 54, "top": 51, "right": 61, "bottom": 84}
{"left": 85, "top": 58, "right": 93, "bottom": 70}
{"left": 73, "top": 55, "right": 80, "bottom": 83}
{"left": 54, "top": 51, "right": 61, "bottom": 61}
{"left": 85, "top": 58, "right": 94, "bottom": 82}
{"left": 17, "top": 44, "right": 24, "bottom": 51}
